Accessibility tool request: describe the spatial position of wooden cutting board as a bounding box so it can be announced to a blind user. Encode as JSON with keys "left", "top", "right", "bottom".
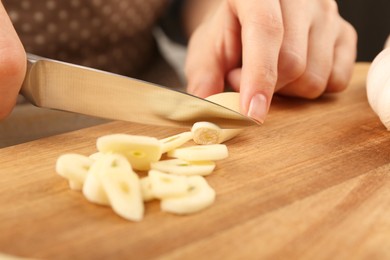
{"left": 1, "top": 63, "right": 390, "bottom": 259}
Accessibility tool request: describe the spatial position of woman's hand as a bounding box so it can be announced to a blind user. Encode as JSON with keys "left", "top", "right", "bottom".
{"left": 0, "top": 2, "right": 26, "bottom": 120}
{"left": 185, "top": 0, "right": 357, "bottom": 123}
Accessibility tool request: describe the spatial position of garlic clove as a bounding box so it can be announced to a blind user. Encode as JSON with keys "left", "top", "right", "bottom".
{"left": 55, "top": 153, "right": 93, "bottom": 191}
{"left": 191, "top": 121, "right": 242, "bottom": 145}
{"left": 148, "top": 169, "right": 190, "bottom": 199}
{"left": 367, "top": 48, "right": 390, "bottom": 130}
{"left": 160, "top": 175, "right": 216, "bottom": 215}
{"left": 97, "top": 134, "right": 162, "bottom": 171}
{"left": 151, "top": 159, "right": 216, "bottom": 176}
{"left": 159, "top": 131, "right": 193, "bottom": 153}
{"left": 167, "top": 144, "right": 229, "bottom": 161}
{"left": 205, "top": 92, "right": 241, "bottom": 113}
{"left": 191, "top": 122, "right": 221, "bottom": 145}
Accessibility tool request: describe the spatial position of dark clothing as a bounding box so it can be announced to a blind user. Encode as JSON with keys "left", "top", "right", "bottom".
{"left": 3, "top": 0, "right": 169, "bottom": 77}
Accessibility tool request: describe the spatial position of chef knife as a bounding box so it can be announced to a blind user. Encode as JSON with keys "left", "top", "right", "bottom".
{"left": 20, "top": 53, "right": 257, "bottom": 128}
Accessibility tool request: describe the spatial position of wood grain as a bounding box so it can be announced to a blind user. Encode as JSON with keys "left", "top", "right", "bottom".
{"left": 1, "top": 63, "right": 390, "bottom": 260}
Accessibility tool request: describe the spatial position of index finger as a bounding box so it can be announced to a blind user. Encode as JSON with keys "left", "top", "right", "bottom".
{"left": 234, "top": 0, "right": 283, "bottom": 123}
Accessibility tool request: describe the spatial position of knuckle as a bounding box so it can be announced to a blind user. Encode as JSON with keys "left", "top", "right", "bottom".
{"left": 256, "top": 65, "right": 278, "bottom": 88}
{"left": 247, "top": 13, "right": 284, "bottom": 37}
{"left": 300, "top": 73, "right": 328, "bottom": 99}
{"left": 327, "top": 75, "right": 348, "bottom": 92}
{"left": 327, "top": 66, "right": 353, "bottom": 93}
{"left": 278, "top": 51, "right": 306, "bottom": 83}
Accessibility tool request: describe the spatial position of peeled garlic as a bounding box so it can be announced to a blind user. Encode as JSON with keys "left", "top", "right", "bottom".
{"left": 191, "top": 122, "right": 220, "bottom": 144}
{"left": 140, "top": 177, "right": 156, "bottom": 202}
{"left": 97, "top": 134, "right": 162, "bottom": 171}
{"left": 205, "top": 92, "right": 241, "bottom": 113}
{"left": 167, "top": 144, "right": 229, "bottom": 161}
{"left": 148, "top": 170, "right": 190, "bottom": 199}
{"left": 160, "top": 175, "right": 216, "bottom": 215}
{"left": 151, "top": 159, "right": 216, "bottom": 176}
{"left": 55, "top": 153, "right": 93, "bottom": 190}
{"left": 366, "top": 47, "right": 390, "bottom": 130}
{"left": 191, "top": 121, "right": 242, "bottom": 145}
{"left": 83, "top": 154, "right": 129, "bottom": 206}
{"left": 159, "top": 131, "right": 193, "bottom": 153}
{"left": 83, "top": 161, "right": 110, "bottom": 206}
{"left": 97, "top": 155, "right": 144, "bottom": 222}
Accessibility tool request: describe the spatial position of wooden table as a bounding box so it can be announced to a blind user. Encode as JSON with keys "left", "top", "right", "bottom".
{"left": 1, "top": 63, "right": 390, "bottom": 259}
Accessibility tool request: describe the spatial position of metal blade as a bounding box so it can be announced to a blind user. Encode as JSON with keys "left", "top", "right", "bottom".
{"left": 21, "top": 54, "right": 257, "bottom": 128}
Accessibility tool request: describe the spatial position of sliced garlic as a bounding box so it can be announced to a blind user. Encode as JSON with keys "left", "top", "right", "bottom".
{"left": 83, "top": 153, "right": 133, "bottom": 206}
{"left": 167, "top": 144, "right": 228, "bottom": 161}
{"left": 151, "top": 159, "right": 215, "bottom": 176}
{"left": 89, "top": 152, "right": 104, "bottom": 161}
{"left": 140, "top": 176, "right": 155, "bottom": 202}
{"left": 55, "top": 153, "right": 93, "bottom": 190}
{"left": 98, "top": 157, "right": 144, "bottom": 222}
{"left": 83, "top": 164, "right": 110, "bottom": 206}
{"left": 191, "top": 121, "right": 242, "bottom": 145}
{"left": 191, "top": 122, "right": 221, "bottom": 145}
{"left": 159, "top": 131, "right": 193, "bottom": 153}
{"left": 148, "top": 169, "right": 190, "bottom": 199}
{"left": 161, "top": 175, "right": 216, "bottom": 215}
{"left": 97, "top": 134, "right": 162, "bottom": 171}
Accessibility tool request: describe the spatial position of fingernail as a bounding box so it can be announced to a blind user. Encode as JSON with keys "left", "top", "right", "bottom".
{"left": 247, "top": 94, "right": 268, "bottom": 123}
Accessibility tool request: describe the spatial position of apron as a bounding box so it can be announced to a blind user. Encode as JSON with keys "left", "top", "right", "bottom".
{"left": 2, "top": 0, "right": 169, "bottom": 76}
{"left": 0, "top": 0, "right": 185, "bottom": 147}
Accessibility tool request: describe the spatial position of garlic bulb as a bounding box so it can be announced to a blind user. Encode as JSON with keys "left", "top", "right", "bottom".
{"left": 366, "top": 47, "right": 390, "bottom": 130}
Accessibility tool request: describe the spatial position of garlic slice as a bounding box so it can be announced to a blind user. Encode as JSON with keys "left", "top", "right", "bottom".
{"left": 97, "top": 134, "right": 162, "bottom": 171}
{"left": 191, "top": 122, "right": 221, "bottom": 145}
{"left": 84, "top": 153, "right": 144, "bottom": 220}
{"left": 83, "top": 153, "right": 133, "bottom": 206}
{"left": 161, "top": 175, "right": 216, "bottom": 215}
{"left": 89, "top": 152, "right": 105, "bottom": 161}
{"left": 148, "top": 170, "right": 190, "bottom": 199}
{"left": 191, "top": 121, "right": 242, "bottom": 144}
{"left": 151, "top": 159, "right": 215, "bottom": 176}
{"left": 159, "top": 131, "right": 193, "bottom": 153}
{"left": 167, "top": 144, "right": 228, "bottom": 161}
{"left": 55, "top": 153, "right": 93, "bottom": 190}
{"left": 140, "top": 176, "right": 155, "bottom": 202}
{"left": 83, "top": 161, "right": 110, "bottom": 206}
{"left": 97, "top": 155, "right": 144, "bottom": 222}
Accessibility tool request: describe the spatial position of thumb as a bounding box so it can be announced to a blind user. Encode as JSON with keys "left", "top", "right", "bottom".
{"left": 0, "top": 3, "right": 27, "bottom": 120}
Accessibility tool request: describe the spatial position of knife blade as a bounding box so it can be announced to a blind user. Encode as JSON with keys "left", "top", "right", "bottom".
{"left": 21, "top": 54, "right": 257, "bottom": 128}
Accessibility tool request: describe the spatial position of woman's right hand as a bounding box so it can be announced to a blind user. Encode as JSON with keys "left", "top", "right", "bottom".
{"left": 0, "top": 2, "right": 26, "bottom": 120}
